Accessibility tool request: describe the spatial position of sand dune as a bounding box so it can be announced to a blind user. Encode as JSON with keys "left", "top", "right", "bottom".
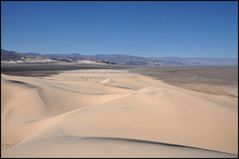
{"left": 1, "top": 69, "right": 238, "bottom": 157}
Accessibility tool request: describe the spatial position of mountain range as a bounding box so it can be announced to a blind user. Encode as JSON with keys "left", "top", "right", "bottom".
{"left": 1, "top": 49, "right": 237, "bottom": 66}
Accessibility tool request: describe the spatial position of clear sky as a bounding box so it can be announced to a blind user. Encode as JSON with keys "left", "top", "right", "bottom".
{"left": 1, "top": 1, "right": 238, "bottom": 58}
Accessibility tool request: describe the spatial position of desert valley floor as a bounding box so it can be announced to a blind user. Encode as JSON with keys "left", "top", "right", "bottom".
{"left": 1, "top": 68, "right": 238, "bottom": 157}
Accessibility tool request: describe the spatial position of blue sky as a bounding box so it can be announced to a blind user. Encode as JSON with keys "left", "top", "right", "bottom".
{"left": 1, "top": 2, "right": 238, "bottom": 58}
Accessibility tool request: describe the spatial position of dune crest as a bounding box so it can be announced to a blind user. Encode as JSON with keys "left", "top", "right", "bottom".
{"left": 1, "top": 69, "right": 238, "bottom": 157}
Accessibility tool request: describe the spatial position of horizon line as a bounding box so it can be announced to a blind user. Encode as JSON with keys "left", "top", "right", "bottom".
{"left": 1, "top": 48, "right": 238, "bottom": 59}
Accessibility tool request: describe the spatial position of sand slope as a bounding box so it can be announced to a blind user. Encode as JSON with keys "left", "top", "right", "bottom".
{"left": 1, "top": 69, "right": 238, "bottom": 157}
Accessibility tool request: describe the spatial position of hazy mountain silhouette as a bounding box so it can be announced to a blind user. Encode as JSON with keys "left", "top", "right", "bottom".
{"left": 1, "top": 49, "right": 237, "bottom": 66}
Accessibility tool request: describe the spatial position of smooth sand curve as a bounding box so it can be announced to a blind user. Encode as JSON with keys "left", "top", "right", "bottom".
{"left": 1, "top": 69, "right": 238, "bottom": 157}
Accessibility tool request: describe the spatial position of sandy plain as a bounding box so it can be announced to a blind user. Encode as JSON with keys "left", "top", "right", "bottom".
{"left": 1, "top": 68, "right": 238, "bottom": 157}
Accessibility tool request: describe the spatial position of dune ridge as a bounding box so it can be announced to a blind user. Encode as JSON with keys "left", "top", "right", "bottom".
{"left": 1, "top": 69, "right": 238, "bottom": 157}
